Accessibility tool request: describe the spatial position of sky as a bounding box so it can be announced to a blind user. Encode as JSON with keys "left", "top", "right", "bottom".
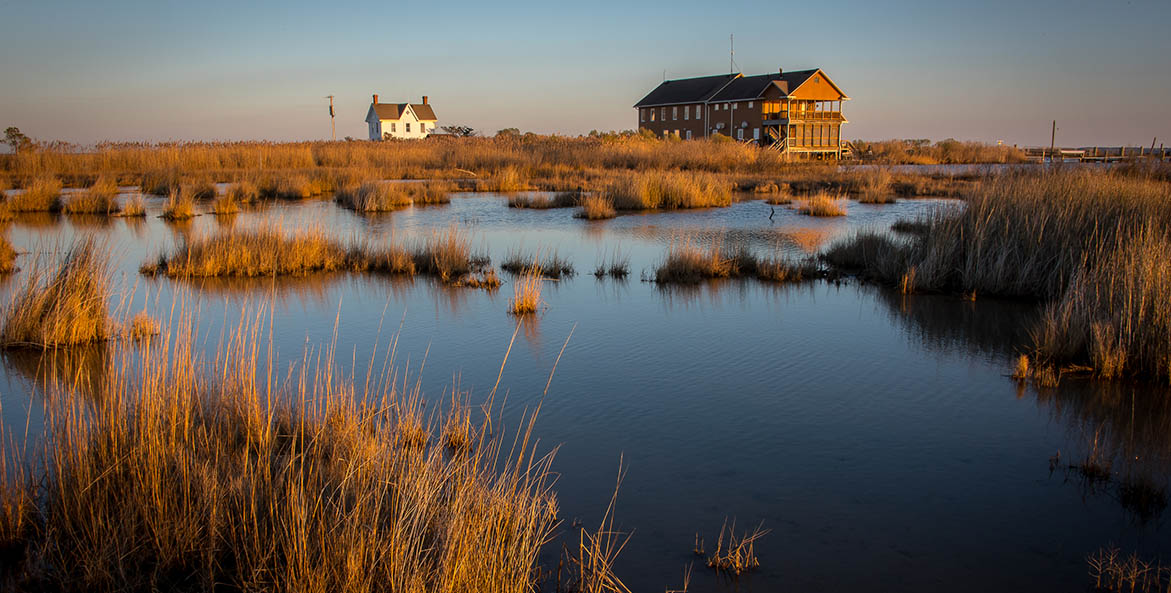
{"left": 1, "top": 0, "right": 1168, "bottom": 147}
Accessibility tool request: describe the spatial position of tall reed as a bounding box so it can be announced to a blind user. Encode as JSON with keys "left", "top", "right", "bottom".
{"left": 0, "top": 310, "right": 563, "bottom": 591}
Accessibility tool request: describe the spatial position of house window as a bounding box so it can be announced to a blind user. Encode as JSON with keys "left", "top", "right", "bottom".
{"left": 732, "top": 103, "right": 737, "bottom": 110}
{"left": 748, "top": 101, "right": 753, "bottom": 108}
{"left": 684, "top": 107, "right": 689, "bottom": 121}
{"left": 672, "top": 106, "right": 677, "bottom": 120}
{"left": 736, "top": 128, "right": 744, "bottom": 140}
{"left": 663, "top": 130, "right": 669, "bottom": 139}
{"left": 391, "top": 123, "right": 396, "bottom": 133}
{"left": 661, "top": 107, "right": 666, "bottom": 120}
{"left": 695, "top": 105, "right": 702, "bottom": 118}
{"left": 686, "top": 130, "right": 692, "bottom": 140}
{"left": 650, "top": 110, "right": 656, "bottom": 122}
{"left": 406, "top": 122, "right": 411, "bottom": 133}
{"left": 420, "top": 123, "right": 426, "bottom": 133}
{"left": 753, "top": 128, "right": 760, "bottom": 141}
{"left": 640, "top": 109, "right": 645, "bottom": 122}
{"left": 714, "top": 104, "right": 719, "bottom": 111}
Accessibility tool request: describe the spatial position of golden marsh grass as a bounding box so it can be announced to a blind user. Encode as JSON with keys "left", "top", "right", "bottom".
{"left": 0, "top": 238, "right": 109, "bottom": 348}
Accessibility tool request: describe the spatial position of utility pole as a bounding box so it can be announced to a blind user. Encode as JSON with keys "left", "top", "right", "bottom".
{"left": 325, "top": 95, "right": 335, "bottom": 141}
{"left": 1049, "top": 120, "right": 1056, "bottom": 162}
{"left": 730, "top": 34, "right": 734, "bottom": 74}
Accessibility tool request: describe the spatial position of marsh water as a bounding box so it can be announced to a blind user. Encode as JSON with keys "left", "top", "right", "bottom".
{"left": 3, "top": 190, "right": 1171, "bottom": 592}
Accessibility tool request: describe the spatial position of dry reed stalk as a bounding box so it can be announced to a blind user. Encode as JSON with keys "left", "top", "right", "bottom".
{"left": 702, "top": 519, "right": 770, "bottom": 576}
{"left": 210, "top": 193, "right": 240, "bottom": 215}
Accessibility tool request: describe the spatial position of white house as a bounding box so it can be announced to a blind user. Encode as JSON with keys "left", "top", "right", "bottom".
{"left": 365, "top": 94, "right": 439, "bottom": 140}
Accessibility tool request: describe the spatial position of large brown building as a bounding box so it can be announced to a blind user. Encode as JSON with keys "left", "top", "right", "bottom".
{"left": 633, "top": 68, "right": 849, "bottom": 158}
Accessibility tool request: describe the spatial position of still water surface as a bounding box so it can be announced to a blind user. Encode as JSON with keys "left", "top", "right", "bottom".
{"left": 2, "top": 192, "right": 1169, "bottom": 592}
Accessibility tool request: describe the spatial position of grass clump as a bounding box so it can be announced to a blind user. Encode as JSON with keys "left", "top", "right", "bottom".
{"left": 508, "top": 191, "right": 580, "bottom": 209}
{"left": 0, "top": 313, "right": 563, "bottom": 592}
{"left": 656, "top": 239, "right": 817, "bottom": 285}
{"left": 65, "top": 176, "right": 120, "bottom": 215}
{"left": 593, "top": 252, "right": 630, "bottom": 279}
{"left": 225, "top": 180, "right": 259, "bottom": 204}
{"left": 118, "top": 195, "right": 146, "bottom": 217}
{"left": 210, "top": 193, "right": 241, "bottom": 215}
{"left": 508, "top": 266, "right": 543, "bottom": 315}
{"left": 336, "top": 182, "right": 411, "bottom": 212}
{"left": 259, "top": 173, "right": 316, "bottom": 200}
{"left": 605, "top": 171, "right": 732, "bottom": 210}
{"left": 796, "top": 192, "right": 847, "bottom": 216}
{"left": 575, "top": 195, "right": 616, "bottom": 220}
{"left": 143, "top": 227, "right": 351, "bottom": 277}
{"left": 481, "top": 166, "right": 529, "bottom": 192}
{"left": 0, "top": 236, "right": 16, "bottom": 274}
{"left": 409, "top": 227, "right": 485, "bottom": 282}
{"left": 501, "top": 250, "right": 574, "bottom": 279}
{"left": 160, "top": 187, "right": 197, "bottom": 220}
{"left": 0, "top": 238, "right": 109, "bottom": 348}
{"left": 8, "top": 177, "right": 63, "bottom": 213}
{"left": 695, "top": 520, "right": 770, "bottom": 577}
{"left": 140, "top": 169, "right": 180, "bottom": 196}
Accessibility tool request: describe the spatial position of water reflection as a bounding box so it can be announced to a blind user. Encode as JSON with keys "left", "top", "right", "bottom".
{"left": 874, "top": 287, "right": 1037, "bottom": 360}
{"left": 2, "top": 345, "right": 110, "bottom": 403}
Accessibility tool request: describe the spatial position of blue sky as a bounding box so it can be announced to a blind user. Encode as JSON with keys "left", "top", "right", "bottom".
{"left": 1, "top": 0, "right": 1168, "bottom": 146}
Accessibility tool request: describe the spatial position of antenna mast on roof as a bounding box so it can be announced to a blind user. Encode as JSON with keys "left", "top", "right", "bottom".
{"left": 730, "top": 34, "right": 734, "bottom": 74}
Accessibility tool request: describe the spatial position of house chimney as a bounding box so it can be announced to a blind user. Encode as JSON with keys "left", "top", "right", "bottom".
{"left": 422, "top": 95, "right": 428, "bottom": 105}
{"left": 372, "top": 94, "right": 379, "bottom": 105}
{"left": 778, "top": 68, "right": 783, "bottom": 76}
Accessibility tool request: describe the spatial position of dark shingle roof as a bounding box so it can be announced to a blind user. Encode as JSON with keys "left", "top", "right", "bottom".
{"left": 372, "top": 102, "right": 438, "bottom": 121}
{"left": 708, "top": 69, "right": 820, "bottom": 101}
{"left": 633, "top": 73, "right": 739, "bottom": 108}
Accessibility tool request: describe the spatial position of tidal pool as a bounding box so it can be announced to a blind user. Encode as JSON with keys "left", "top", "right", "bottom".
{"left": 1, "top": 192, "right": 1168, "bottom": 592}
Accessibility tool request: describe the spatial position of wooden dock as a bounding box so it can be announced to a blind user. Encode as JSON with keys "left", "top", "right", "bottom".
{"left": 1024, "top": 146, "right": 1170, "bottom": 163}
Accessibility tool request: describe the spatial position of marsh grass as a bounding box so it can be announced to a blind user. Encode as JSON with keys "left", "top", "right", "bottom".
{"left": 605, "top": 171, "right": 732, "bottom": 210}
{"left": 409, "top": 227, "right": 485, "bottom": 282}
{"left": 764, "top": 194, "right": 792, "bottom": 205}
{"left": 211, "top": 192, "right": 241, "bottom": 215}
{"left": 699, "top": 520, "right": 769, "bottom": 576}
{"left": 225, "top": 180, "right": 259, "bottom": 203}
{"left": 796, "top": 192, "right": 847, "bottom": 217}
{"left": 0, "top": 238, "right": 109, "bottom": 348}
{"left": 118, "top": 195, "right": 146, "bottom": 217}
{"left": 823, "top": 169, "right": 1171, "bottom": 382}
{"left": 143, "top": 227, "right": 351, "bottom": 277}
{"left": 0, "top": 310, "right": 566, "bottom": 592}
{"left": 161, "top": 187, "right": 197, "bottom": 221}
{"left": 655, "top": 239, "right": 816, "bottom": 285}
{"left": 8, "top": 177, "right": 63, "bottom": 213}
{"left": 481, "top": 166, "right": 529, "bottom": 192}
{"left": 0, "top": 236, "right": 15, "bottom": 274}
{"left": 593, "top": 252, "right": 630, "bottom": 279}
{"left": 188, "top": 177, "right": 217, "bottom": 200}
{"left": 64, "top": 176, "right": 120, "bottom": 215}
{"left": 507, "top": 192, "right": 580, "bottom": 209}
{"left": 576, "top": 195, "right": 616, "bottom": 220}
{"left": 508, "top": 266, "right": 543, "bottom": 315}
{"left": 336, "top": 182, "right": 412, "bottom": 212}
{"left": 501, "top": 250, "right": 574, "bottom": 279}
{"left": 140, "top": 169, "right": 180, "bottom": 196}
